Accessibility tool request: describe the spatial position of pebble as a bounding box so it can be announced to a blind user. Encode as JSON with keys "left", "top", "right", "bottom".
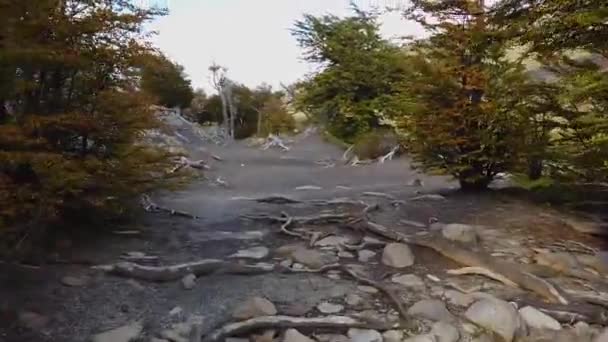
{"left": 358, "top": 285, "right": 379, "bottom": 294}
{"left": 317, "top": 302, "right": 344, "bottom": 314}
{"left": 181, "top": 274, "right": 196, "bottom": 290}
{"left": 233, "top": 297, "right": 277, "bottom": 320}
{"left": 407, "top": 299, "right": 455, "bottom": 322}
{"left": 284, "top": 328, "right": 315, "bottom": 342}
{"left": 382, "top": 243, "right": 415, "bottom": 268}
{"left": 60, "top": 275, "right": 89, "bottom": 287}
{"left": 348, "top": 328, "right": 383, "bottom": 342}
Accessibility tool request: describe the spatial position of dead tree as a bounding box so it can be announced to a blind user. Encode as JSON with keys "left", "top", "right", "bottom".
{"left": 209, "top": 63, "right": 231, "bottom": 140}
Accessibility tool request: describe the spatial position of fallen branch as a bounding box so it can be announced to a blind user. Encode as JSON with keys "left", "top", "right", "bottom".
{"left": 447, "top": 267, "right": 519, "bottom": 288}
{"left": 262, "top": 135, "right": 290, "bottom": 151}
{"left": 342, "top": 145, "right": 354, "bottom": 161}
{"left": 93, "top": 260, "right": 274, "bottom": 282}
{"left": 201, "top": 315, "right": 392, "bottom": 342}
{"left": 362, "top": 192, "right": 397, "bottom": 200}
{"left": 140, "top": 195, "right": 199, "bottom": 219}
{"left": 378, "top": 146, "right": 399, "bottom": 164}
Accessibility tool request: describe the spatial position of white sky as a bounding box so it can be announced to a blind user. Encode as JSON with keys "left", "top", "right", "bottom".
{"left": 148, "top": 0, "right": 426, "bottom": 93}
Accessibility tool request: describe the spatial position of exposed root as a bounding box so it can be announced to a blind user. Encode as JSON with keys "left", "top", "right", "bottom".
{"left": 447, "top": 267, "right": 519, "bottom": 288}
{"left": 93, "top": 260, "right": 274, "bottom": 282}
{"left": 342, "top": 145, "right": 354, "bottom": 161}
{"left": 262, "top": 135, "right": 290, "bottom": 151}
{"left": 201, "top": 315, "right": 393, "bottom": 342}
{"left": 242, "top": 212, "right": 354, "bottom": 226}
{"left": 141, "top": 195, "right": 199, "bottom": 219}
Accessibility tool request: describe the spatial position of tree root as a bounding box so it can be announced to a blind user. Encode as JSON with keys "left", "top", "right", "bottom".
{"left": 201, "top": 315, "right": 393, "bottom": 342}
{"left": 140, "top": 195, "right": 199, "bottom": 219}
{"left": 378, "top": 146, "right": 399, "bottom": 163}
{"left": 92, "top": 260, "right": 274, "bottom": 282}
{"left": 447, "top": 267, "right": 519, "bottom": 288}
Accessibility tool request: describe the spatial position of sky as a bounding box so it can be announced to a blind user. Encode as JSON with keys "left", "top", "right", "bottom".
{"left": 147, "top": 0, "right": 427, "bottom": 93}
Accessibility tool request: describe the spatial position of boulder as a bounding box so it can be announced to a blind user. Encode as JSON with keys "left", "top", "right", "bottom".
{"left": 407, "top": 299, "right": 455, "bottom": 322}
{"left": 92, "top": 322, "right": 143, "bottom": 342}
{"left": 348, "top": 328, "right": 383, "bottom": 342}
{"left": 181, "top": 274, "right": 196, "bottom": 290}
{"left": 382, "top": 243, "right": 415, "bottom": 268}
{"left": 391, "top": 274, "right": 425, "bottom": 290}
{"left": 284, "top": 328, "right": 315, "bottom": 342}
{"left": 431, "top": 321, "right": 459, "bottom": 342}
{"left": 518, "top": 306, "right": 561, "bottom": 331}
{"left": 232, "top": 297, "right": 277, "bottom": 320}
{"left": 441, "top": 224, "right": 478, "bottom": 244}
{"left": 465, "top": 298, "right": 521, "bottom": 342}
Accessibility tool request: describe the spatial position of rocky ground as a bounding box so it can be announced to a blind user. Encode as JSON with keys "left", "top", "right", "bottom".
{"left": 2, "top": 118, "right": 608, "bottom": 342}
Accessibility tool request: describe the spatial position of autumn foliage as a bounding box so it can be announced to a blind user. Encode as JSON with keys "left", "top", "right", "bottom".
{"left": 0, "top": 0, "right": 173, "bottom": 242}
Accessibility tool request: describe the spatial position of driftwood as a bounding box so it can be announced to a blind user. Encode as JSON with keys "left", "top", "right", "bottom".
{"left": 262, "top": 135, "right": 290, "bottom": 151}
{"left": 201, "top": 315, "right": 392, "bottom": 342}
{"left": 141, "top": 195, "right": 199, "bottom": 219}
{"left": 447, "top": 267, "right": 519, "bottom": 288}
{"left": 378, "top": 146, "right": 399, "bottom": 163}
{"left": 93, "top": 260, "right": 274, "bottom": 282}
{"left": 351, "top": 220, "right": 569, "bottom": 304}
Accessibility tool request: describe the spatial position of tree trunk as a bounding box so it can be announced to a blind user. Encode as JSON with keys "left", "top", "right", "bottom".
{"left": 219, "top": 91, "right": 229, "bottom": 138}
{"left": 527, "top": 157, "right": 543, "bottom": 180}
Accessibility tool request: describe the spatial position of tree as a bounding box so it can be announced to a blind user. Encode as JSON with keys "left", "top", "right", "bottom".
{"left": 209, "top": 63, "right": 231, "bottom": 138}
{"left": 0, "top": 0, "right": 171, "bottom": 243}
{"left": 494, "top": 0, "right": 608, "bottom": 181}
{"left": 140, "top": 54, "right": 194, "bottom": 109}
{"left": 292, "top": 10, "right": 409, "bottom": 142}
{"left": 396, "top": 0, "right": 527, "bottom": 190}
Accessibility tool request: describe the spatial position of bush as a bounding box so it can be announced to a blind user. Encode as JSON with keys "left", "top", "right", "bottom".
{"left": 352, "top": 130, "right": 400, "bottom": 160}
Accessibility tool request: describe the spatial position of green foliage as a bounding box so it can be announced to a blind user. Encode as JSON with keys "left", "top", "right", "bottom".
{"left": 353, "top": 130, "right": 399, "bottom": 160}
{"left": 292, "top": 11, "right": 408, "bottom": 142}
{"left": 140, "top": 54, "right": 194, "bottom": 109}
{"left": 0, "top": 0, "right": 172, "bottom": 241}
{"left": 258, "top": 97, "right": 296, "bottom": 136}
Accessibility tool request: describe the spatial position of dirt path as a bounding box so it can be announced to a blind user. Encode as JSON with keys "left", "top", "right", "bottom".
{"left": 2, "top": 128, "right": 608, "bottom": 342}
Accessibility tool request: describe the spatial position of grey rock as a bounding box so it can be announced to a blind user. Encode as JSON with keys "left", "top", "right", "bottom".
{"left": 61, "top": 275, "right": 89, "bottom": 287}
{"left": 441, "top": 224, "right": 478, "bottom": 244}
{"left": 292, "top": 248, "right": 327, "bottom": 269}
{"left": 181, "top": 274, "right": 196, "bottom": 290}
{"left": 392, "top": 274, "right": 425, "bottom": 289}
{"left": 465, "top": 298, "right": 521, "bottom": 342}
{"left": 292, "top": 263, "right": 305, "bottom": 270}
{"left": 594, "top": 328, "right": 608, "bottom": 342}
{"left": 160, "top": 329, "right": 188, "bottom": 342}
{"left": 314, "top": 334, "right": 350, "bottom": 342}
{"left": 358, "top": 250, "right": 377, "bottom": 262}
{"left": 346, "top": 293, "right": 364, "bottom": 306}
{"left": 233, "top": 297, "right": 277, "bottom": 320}
{"left": 382, "top": 243, "right": 415, "bottom": 268}
{"left": 168, "top": 306, "right": 183, "bottom": 316}
{"left": 279, "top": 259, "right": 293, "bottom": 268}
{"left": 348, "top": 328, "right": 383, "bottom": 342}
{"left": 383, "top": 330, "right": 404, "bottom": 342}
{"left": 92, "top": 322, "right": 143, "bottom": 342}
{"left": 315, "top": 236, "right": 350, "bottom": 247}
{"left": 284, "top": 328, "right": 315, "bottom": 342}
{"left": 18, "top": 311, "right": 49, "bottom": 331}
{"left": 281, "top": 302, "right": 312, "bottom": 316}
{"left": 338, "top": 251, "right": 355, "bottom": 259}
{"left": 358, "top": 285, "right": 379, "bottom": 294}
{"left": 317, "top": 302, "right": 344, "bottom": 314}
{"left": 519, "top": 306, "right": 561, "bottom": 331}
{"left": 230, "top": 246, "right": 269, "bottom": 259}
{"left": 431, "top": 322, "right": 459, "bottom": 342}
{"left": 403, "top": 335, "right": 437, "bottom": 342}
{"left": 407, "top": 299, "right": 455, "bottom": 322}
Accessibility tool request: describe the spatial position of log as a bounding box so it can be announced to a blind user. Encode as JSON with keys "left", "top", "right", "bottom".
{"left": 93, "top": 260, "right": 274, "bottom": 282}
{"left": 201, "top": 315, "right": 392, "bottom": 342}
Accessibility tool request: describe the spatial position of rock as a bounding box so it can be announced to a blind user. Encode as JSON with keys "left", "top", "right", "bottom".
{"left": 392, "top": 274, "right": 425, "bottom": 289}
{"left": 275, "top": 244, "right": 305, "bottom": 257}
{"left": 442, "top": 290, "right": 474, "bottom": 307}
{"left": 441, "top": 224, "right": 478, "bottom": 244}
{"left": 292, "top": 263, "right": 305, "bottom": 270}
{"left": 519, "top": 306, "right": 561, "bottom": 331}
{"left": 465, "top": 298, "right": 521, "bottom": 342}
{"left": 382, "top": 243, "right": 415, "bottom": 268}
{"left": 431, "top": 322, "right": 459, "bottom": 342}
{"left": 383, "top": 330, "right": 404, "bottom": 342}
{"left": 181, "top": 274, "right": 196, "bottom": 290}
{"left": 295, "top": 185, "right": 322, "bottom": 191}
{"left": 226, "top": 339, "right": 249, "bottom": 342}
{"left": 282, "top": 302, "right": 312, "bottom": 316}
{"left": 232, "top": 297, "right": 277, "bottom": 320}
{"left": 534, "top": 252, "right": 580, "bottom": 273}
{"left": 230, "top": 246, "right": 269, "bottom": 259}
{"left": 358, "top": 285, "right": 379, "bottom": 294}
{"left": 60, "top": 275, "right": 90, "bottom": 287}
{"left": 92, "top": 322, "right": 143, "bottom": 342}
{"left": 18, "top": 311, "right": 49, "bottom": 331}
{"left": 284, "top": 328, "right": 315, "bottom": 342}
{"left": 168, "top": 306, "right": 182, "bottom": 316}
{"left": 160, "top": 329, "right": 188, "bottom": 342}
{"left": 358, "top": 250, "right": 377, "bottom": 262}
{"left": 338, "top": 251, "right": 355, "bottom": 259}
{"left": 315, "top": 334, "right": 350, "bottom": 342}
{"left": 594, "top": 328, "right": 608, "bottom": 342}
{"left": 348, "top": 328, "right": 383, "bottom": 342}
{"left": 253, "top": 329, "right": 276, "bottom": 342}
{"left": 315, "top": 236, "right": 350, "bottom": 247}
{"left": 327, "top": 273, "right": 341, "bottom": 280}
{"left": 279, "top": 259, "right": 293, "bottom": 268}
{"left": 410, "top": 194, "right": 446, "bottom": 201}
{"left": 317, "top": 302, "right": 344, "bottom": 314}
{"left": 403, "top": 335, "right": 436, "bottom": 342}
{"left": 407, "top": 299, "right": 455, "bottom": 322}
{"left": 346, "top": 293, "right": 364, "bottom": 306}
{"left": 292, "top": 248, "right": 327, "bottom": 269}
